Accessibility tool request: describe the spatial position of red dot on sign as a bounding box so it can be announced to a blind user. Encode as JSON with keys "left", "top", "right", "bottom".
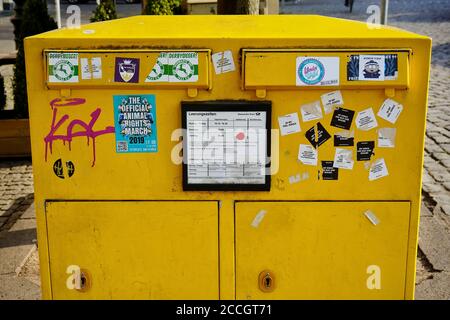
{"left": 236, "top": 132, "right": 245, "bottom": 140}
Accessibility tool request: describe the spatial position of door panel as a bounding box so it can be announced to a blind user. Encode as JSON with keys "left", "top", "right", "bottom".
{"left": 235, "top": 201, "right": 410, "bottom": 299}
{"left": 46, "top": 201, "right": 219, "bottom": 299}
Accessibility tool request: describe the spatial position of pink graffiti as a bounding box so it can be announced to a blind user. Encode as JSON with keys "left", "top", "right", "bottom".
{"left": 44, "top": 98, "right": 115, "bottom": 167}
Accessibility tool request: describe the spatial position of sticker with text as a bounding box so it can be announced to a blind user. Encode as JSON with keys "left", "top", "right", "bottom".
{"left": 278, "top": 112, "right": 301, "bottom": 136}
{"left": 80, "top": 57, "right": 102, "bottom": 80}
{"left": 146, "top": 52, "right": 198, "bottom": 83}
{"left": 334, "top": 130, "right": 354, "bottom": 147}
{"left": 333, "top": 148, "right": 354, "bottom": 170}
{"left": 378, "top": 99, "right": 403, "bottom": 124}
{"left": 321, "top": 90, "right": 344, "bottom": 114}
{"left": 356, "top": 107, "right": 378, "bottom": 131}
{"left": 348, "top": 54, "right": 398, "bottom": 81}
{"left": 212, "top": 50, "right": 235, "bottom": 74}
{"left": 115, "top": 57, "right": 140, "bottom": 83}
{"left": 298, "top": 144, "right": 318, "bottom": 166}
{"left": 48, "top": 52, "right": 79, "bottom": 83}
{"left": 305, "top": 122, "right": 331, "bottom": 148}
{"left": 321, "top": 161, "right": 339, "bottom": 180}
{"left": 113, "top": 95, "right": 157, "bottom": 153}
{"left": 369, "top": 158, "right": 389, "bottom": 181}
{"left": 357, "top": 141, "right": 375, "bottom": 161}
{"left": 296, "top": 57, "right": 339, "bottom": 86}
{"left": 330, "top": 107, "right": 355, "bottom": 130}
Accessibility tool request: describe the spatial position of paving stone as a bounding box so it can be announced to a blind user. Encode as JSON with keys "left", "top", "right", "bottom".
{"left": 0, "top": 274, "right": 41, "bottom": 300}
{"left": 415, "top": 272, "right": 450, "bottom": 300}
{"left": 419, "top": 216, "right": 450, "bottom": 272}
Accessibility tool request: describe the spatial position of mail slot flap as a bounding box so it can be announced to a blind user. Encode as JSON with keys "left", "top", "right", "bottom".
{"left": 45, "top": 49, "right": 211, "bottom": 89}
{"left": 243, "top": 49, "right": 410, "bottom": 90}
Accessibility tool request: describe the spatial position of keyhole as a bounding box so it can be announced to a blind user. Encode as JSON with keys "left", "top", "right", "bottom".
{"left": 259, "top": 270, "right": 275, "bottom": 292}
{"left": 264, "top": 275, "right": 271, "bottom": 288}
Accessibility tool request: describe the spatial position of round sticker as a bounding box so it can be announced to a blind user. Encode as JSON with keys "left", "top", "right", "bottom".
{"left": 53, "top": 60, "right": 75, "bottom": 82}
{"left": 298, "top": 58, "right": 325, "bottom": 85}
{"left": 173, "top": 59, "right": 194, "bottom": 81}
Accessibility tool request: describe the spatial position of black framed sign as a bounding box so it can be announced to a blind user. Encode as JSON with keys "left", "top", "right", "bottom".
{"left": 182, "top": 101, "right": 271, "bottom": 191}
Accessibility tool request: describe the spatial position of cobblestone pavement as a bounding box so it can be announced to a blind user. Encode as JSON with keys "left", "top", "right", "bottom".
{"left": 0, "top": 0, "right": 449, "bottom": 299}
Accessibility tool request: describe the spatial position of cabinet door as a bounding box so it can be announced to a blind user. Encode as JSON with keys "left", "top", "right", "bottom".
{"left": 46, "top": 201, "right": 219, "bottom": 299}
{"left": 235, "top": 201, "right": 410, "bottom": 299}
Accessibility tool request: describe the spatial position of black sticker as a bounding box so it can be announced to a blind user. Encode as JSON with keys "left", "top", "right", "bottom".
{"left": 321, "top": 161, "right": 339, "bottom": 180}
{"left": 53, "top": 159, "right": 75, "bottom": 179}
{"left": 334, "top": 134, "right": 354, "bottom": 147}
{"left": 356, "top": 141, "right": 375, "bottom": 161}
{"left": 330, "top": 107, "right": 355, "bottom": 130}
{"left": 305, "top": 122, "right": 331, "bottom": 148}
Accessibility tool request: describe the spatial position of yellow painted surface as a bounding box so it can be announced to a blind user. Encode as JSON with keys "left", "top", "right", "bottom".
{"left": 46, "top": 201, "right": 219, "bottom": 299}
{"left": 236, "top": 201, "right": 410, "bottom": 299}
{"left": 24, "top": 15, "right": 431, "bottom": 300}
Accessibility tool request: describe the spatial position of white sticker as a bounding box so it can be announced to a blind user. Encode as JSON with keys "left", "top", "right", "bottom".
{"left": 369, "top": 158, "right": 389, "bottom": 181}
{"left": 91, "top": 57, "right": 102, "bottom": 79}
{"left": 364, "top": 210, "right": 380, "bottom": 226}
{"left": 378, "top": 99, "right": 403, "bottom": 124}
{"left": 145, "top": 52, "right": 198, "bottom": 83}
{"left": 356, "top": 108, "right": 378, "bottom": 131}
{"left": 378, "top": 128, "right": 396, "bottom": 148}
{"left": 289, "top": 172, "right": 309, "bottom": 184}
{"left": 251, "top": 210, "right": 267, "bottom": 228}
{"left": 80, "top": 58, "right": 91, "bottom": 80}
{"left": 300, "top": 101, "right": 323, "bottom": 122}
{"left": 359, "top": 55, "right": 385, "bottom": 81}
{"left": 296, "top": 57, "right": 340, "bottom": 86}
{"left": 321, "top": 90, "right": 344, "bottom": 114}
{"left": 48, "top": 52, "right": 79, "bottom": 83}
{"left": 298, "top": 144, "right": 318, "bottom": 166}
{"left": 333, "top": 148, "right": 354, "bottom": 170}
{"left": 212, "top": 50, "right": 235, "bottom": 74}
{"left": 278, "top": 113, "right": 301, "bottom": 136}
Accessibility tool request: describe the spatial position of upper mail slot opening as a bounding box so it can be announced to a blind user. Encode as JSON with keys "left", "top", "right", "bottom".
{"left": 45, "top": 49, "right": 211, "bottom": 89}
{"left": 243, "top": 49, "right": 410, "bottom": 90}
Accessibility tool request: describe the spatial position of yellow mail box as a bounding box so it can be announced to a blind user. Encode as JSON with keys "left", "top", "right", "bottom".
{"left": 25, "top": 15, "right": 431, "bottom": 299}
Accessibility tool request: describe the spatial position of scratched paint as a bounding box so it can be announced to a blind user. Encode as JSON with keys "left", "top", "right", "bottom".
{"left": 44, "top": 98, "right": 115, "bottom": 167}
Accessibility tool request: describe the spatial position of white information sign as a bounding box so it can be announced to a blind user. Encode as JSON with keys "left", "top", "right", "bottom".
{"left": 185, "top": 110, "right": 268, "bottom": 186}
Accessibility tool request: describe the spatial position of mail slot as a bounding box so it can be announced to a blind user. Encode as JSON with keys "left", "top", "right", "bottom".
{"left": 24, "top": 15, "right": 431, "bottom": 299}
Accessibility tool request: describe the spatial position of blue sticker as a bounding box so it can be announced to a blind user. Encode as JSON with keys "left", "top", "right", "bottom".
{"left": 113, "top": 94, "right": 157, "bottom": 153}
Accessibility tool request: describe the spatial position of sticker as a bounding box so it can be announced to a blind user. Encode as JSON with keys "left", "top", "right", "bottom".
{"left": 53, "top": 159, "right": 75, "bottom": 179}
{"left": 334, "top": 130, "right": 354, "bottom": 147}
{"left": 91, "top": 57, "right": 102, "bottom": 79}
{"left": 364, "top": 210, "right": 380, "bottom": 226}
{"left": 296, "top": 57, "right": 340, "bottom": 86}
{"left": 80, "top": 57, "right": 102, "bottom": 80}
{"left": 212, "top": 50, "right": 235, "bottom": 74}
{"left": 305, "top": 122, "right": 331, "bottom": 148}
{"left": 300, "top": 101, "right": 323, "bottom": 122}
{"left": 298, "top": 144, "right": 318, "bottom": 166}
{"left": 278, "top": 112, "right": 301, "bottom": 136}
{"left": 356, "top": 108, "right": 378, "bottom": 131}
{"left": 333, "top": 148, "right": 354, "bottom": 170}
{"left": 115, "top": 57, "right": 140, "bottom": 83}
{"left": 356, "top": 141, "right": 375, "bottom": 161}
{"left": 378, "top": 128, "right": 396, "bottom": 148}
{"left": 80, "top": 58, "right": 91, "bottom": 80}
{"left": 369, "top": 158, "right": 389, "bottom": 181}
{"left": 48, "top": 52, "right": 79, "bottom": 83}
{"left": 288, "top": 172, "right": 309, "bottom": 184}
{"left": 145, "top": 52, "right": 198, "bottom": 83}
{"left": 321, "top": 90, "right": 344, "bottom": 114}
{"left": 251, "top": 210, "right": 267, "bottom": 228}
{"left": 330, "top": 107, "right": 355, "bottom": 130}
{"left": 321, "top": 161, "right": 338, "bottom": 180}
{"left": 378, "top": 99, "right": 403, "bottom": 124}
{"left": 169, "top": 52, "right": 198, "bottom": 82}
{"left": 358, "top": 55, "right": 385, "bottom": 81}
{"left": 347, "top": 54, "right": 398, "bottom": 81}
{"left": 113, "top": 95, "right": 157, "bottom": 153}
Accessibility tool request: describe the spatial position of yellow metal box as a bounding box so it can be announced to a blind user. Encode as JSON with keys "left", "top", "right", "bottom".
{"left": 25, "top": 15, "right": 431, "bottom": 299}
